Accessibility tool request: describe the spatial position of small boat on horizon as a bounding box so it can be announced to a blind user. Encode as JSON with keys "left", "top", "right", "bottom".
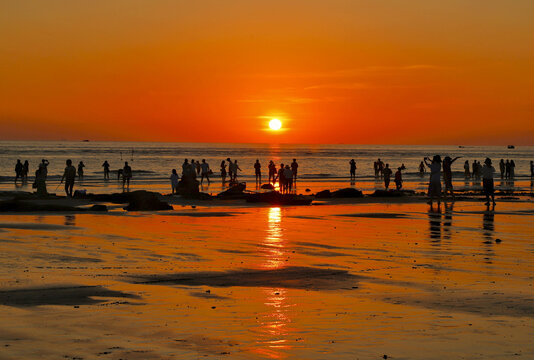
{"left": 507, "top": 145, "right": 515, "bottom": 149}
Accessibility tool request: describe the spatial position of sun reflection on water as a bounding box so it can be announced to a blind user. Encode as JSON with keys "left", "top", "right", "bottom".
{"left": 261, "top": 207, "right": 286, "bottom": 269}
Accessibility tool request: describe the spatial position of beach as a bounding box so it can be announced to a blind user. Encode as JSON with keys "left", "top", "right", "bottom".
{"left": 1, "top": 187, "right": 533, "bottom": 359}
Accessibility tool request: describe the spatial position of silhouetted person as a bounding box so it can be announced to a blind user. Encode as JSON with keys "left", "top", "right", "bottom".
{"left": 425, "top": 155, "right": 442, "bottom": 206}
{"left": 464, "top": 160, "right": 470, "bottom": 178}
{"left": 102, "top": 161, "right": 110, "bottom": 180}
{"left": 377, "top": 158, "right": 384, "bottom": 177}
{"left": 531, "top": 160, "right": 534, "bottom": 178}
{"left": 254, "top": 159, "right": 261, "bottom": 184}
{"left": 231, "top": 160, "right": 241, "bottom": 182}
{"left": 443, "top": 156, "right": 461, "bottom": 200}
{"left": 122, "top": 161, "right": 132, "bottom": 192}
{"left": 78, "top": 161, "right": 85, "bottom": 180}
{"left": 195, "top": 160, "right": 201, "bottom": 176}
{"left": 182, "top": 159, "right": 189, "bottom": 176}
{"left": 283, "top": 165, "right": 293, "bottom": 193}
{"left": 349, "top": 159, "right": 356, "bottom": 181}
{"left": 34, "top": 167, "right": 48, "bottom": 197}
{"left": 15, "top": 160, "right": 23, "bottom": 183}
{"left": 61, "top": 159, "right": 77, "bottom": 197}
{"left": 472, "top": 160, "right": 478, "bottom": 180}
{"left": 482, "top": 158, "right": 496, "bottom": 205}
{"left": 499, "top": 159, "right": 505, "bottom": 179}
{"left": 383, "top": 163, "right": 392, "bottom": 190}
{"left": 505, "top": 160, "right": 510, "bottom": 179}
{"left": 170, "top": 169, "right": 179, "bottom": 194}
{"left": 277, "top": 164, "right": 285, "bottom": 190}
{"left": 509, "top": 160, "right": 515, "bottom": 179}
{"left": 268, "top": 160, "right": 276, "bottom": 184}
{"left": 22, "top": 160, "right": 29, "bottom": 182}
{"left": 418, "top": 161, "right": 425, "bottom": 177}
{"left": 291, "top": 159, "right": 298, "bottom": 183}
{"left": 220, "top": 160, "right": 227, "bottom": 184}
{"left": 373, "top": 161, "right": 379, "bottom": 177}
{"left": 226, "top": 158, "right": 233, "bottom": 180}
{"left": 394, "top": 167, "right": 403, "bottom": 190}
{"left": 200, "top": 159, "right": 210, "bottom": 185}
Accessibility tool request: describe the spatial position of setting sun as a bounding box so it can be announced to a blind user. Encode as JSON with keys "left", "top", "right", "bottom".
{"left": 269, "top": 119, "right": 282, "bottom": 131}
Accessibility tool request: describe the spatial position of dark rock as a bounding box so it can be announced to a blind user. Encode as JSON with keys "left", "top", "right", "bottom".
{"left": 218, "top": 183, "right": 247, "bottom": 199}
{"left": 0, "top": 200, "right": 80, "bottom": 212}
{"left": 89, "top": 204, "right": 108, "bottom": 212}
{"left": 331, "top": 188, "right": 363, "bottom": 198}
{"left": 177, "top": 171, "right": 199, "bottom": 197}
{"left": 370, "top": 190, "right": 405, "bottom": 197}
{"left": 261, "top": 183, "right": 275, "bottom": 190}
{"left": 315, "top": 190, "right": 332, "bottom": 198}
{"left": 305, "top": 188, "right": 311, "bottom": 192}
{"left": 495, "top": 238, "right": 502, "bottom": 243}
{"left": 246, "top": 191, "right": 312, "bottom": 205}
{"left": 123, "top": 191, "right": 173, "bottom": 211}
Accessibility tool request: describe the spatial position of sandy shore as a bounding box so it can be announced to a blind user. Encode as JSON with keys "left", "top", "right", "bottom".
{"left": 0, "top": 191, "right": 533, "bottom": 359}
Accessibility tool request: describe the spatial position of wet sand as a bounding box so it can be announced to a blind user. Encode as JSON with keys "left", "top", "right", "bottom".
{"left": 0, "top": 198, "right": 533, "bottom": 359}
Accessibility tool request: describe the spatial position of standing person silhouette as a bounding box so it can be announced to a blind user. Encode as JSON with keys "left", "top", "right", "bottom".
{"left": 226, "top": 158, "right": 233, "bottom": 181}
{"left": 200, "top": 159, "right": 211, "bottom": 185}
{"left": 482, "top": 158, "right": 496, "bottom": 206}
{"left": 499, "top": 159, "right": 505, "bottom": 179}
{"left": 102, "top": 161, "right": 110, "bottom": 180}
{"left": 78, "top": 161, "right": 85, "bottom": 180}
{"left": 394, "top": 167, "right": 403, "bottom": 190}
{"left": 505, "top": 160, "right": 510, "bottom": 179}
{"left": 182, "top": 159, "right": 189, "bottom": 176}
{"left": 22, "top": 160, "right": 29, "bottom": 182}
{"left": 14, "top": 160, "right": 23, "bottom": 183}
{"left": 464, "top": 160, "right": 471, "bottom": 178}
{"left": 276, "top": 163, "right": 285, "bottom": 190}
{"left": 61, "top": 159, "right": 77, "bottom": 197}
{"left": 290, "top": 159, "right": 298, "bottom": 183}
{"left": 170, "top": 169, "right": 179, "bottom": 194}
{"left": 383, "top": 164, "right": 392, "bottom": 190}
{"left": 419, "top": 161, "right": 425, "bottom": 177}
{"left": 231, "top": 160, "right": 241, "bottom": 182}
{"left": 530, "top": 160, "right": 534, "bottom": 178}
{"left": 122, "top": 161, "right": 132, "bottom": 192}
{"left": 39, "top": 159, "right": 49, "bottom": 179}
{"left": 349, "top": 159, "right": 356, "bottom": 181}
{"left": 268, "top": 161, "right": 276, "bottom": 184}
{"left": 425, "top": 155, "right": 442, "bottom": 206}
{"left": 443, "top": 156, "right": 461, "bottom": 200}
{"left": 373, "top": 161, "right": 379, "bottom": 177}
{"left": 254, "top": 159, "right": 261, "bottom": 184}
{"left": 283, "top": 165, "right": 293, "bottom": 193}
{"left": 509, "top": 160, "right": 515, "bottom": 179}
{"left": 377, "top": 159, "right": 384, "bottom": 178}
{"left": 220, "top": 160, "right": 227, "bottom": 185}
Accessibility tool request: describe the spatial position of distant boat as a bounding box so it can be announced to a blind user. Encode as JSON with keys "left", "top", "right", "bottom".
{"left": 83, "top": 139, "right": 90, "bottom": 142}
{"left": 458, "top": 145, "right": 465, "bottom": 148}
{"left": 507, "top": 145, "right": 515, "bottom": 149}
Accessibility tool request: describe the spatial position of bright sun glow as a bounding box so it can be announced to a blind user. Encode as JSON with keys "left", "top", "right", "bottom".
{"left": 269, "top": 119, "right": 282, "bottom": 131}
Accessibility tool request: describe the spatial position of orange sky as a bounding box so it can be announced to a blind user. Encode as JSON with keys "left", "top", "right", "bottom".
{"left": 1, "top": 1, "right": 533, "bottom": 144}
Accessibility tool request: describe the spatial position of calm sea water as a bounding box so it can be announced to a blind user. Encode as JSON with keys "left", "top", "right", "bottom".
{"left": 0, "top": 141, "right": 532, "bottom": 194}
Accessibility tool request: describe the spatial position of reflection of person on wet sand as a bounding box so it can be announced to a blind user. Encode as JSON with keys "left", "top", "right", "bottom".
{"left": 428, "top": 206, "right": 442, "bottom": 242}
{"left": 482, "top": 158, "right": 496, "bottom": 206}
{"left": 443, "top": 202, "right": 453, "bottom": 240}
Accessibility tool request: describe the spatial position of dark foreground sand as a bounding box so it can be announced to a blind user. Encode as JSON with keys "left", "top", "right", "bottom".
{"left": 0, "top": 195, "right": 533, "bottom": 359}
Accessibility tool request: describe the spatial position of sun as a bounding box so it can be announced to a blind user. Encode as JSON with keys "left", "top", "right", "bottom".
{"left": 269, "top": 118, "right": 282, "bottom": 131}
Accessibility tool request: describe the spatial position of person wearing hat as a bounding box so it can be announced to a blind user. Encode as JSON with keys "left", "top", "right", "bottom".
{"left": 424, "top": 155, "right": 442, "bottom": 206}
{"left": 481, "top": 158, "right": 496, "bottom": 206}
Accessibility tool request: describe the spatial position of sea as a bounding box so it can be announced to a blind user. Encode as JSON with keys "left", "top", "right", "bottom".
{"left": 0, "top": 141, "right": 532, "bottom": 195}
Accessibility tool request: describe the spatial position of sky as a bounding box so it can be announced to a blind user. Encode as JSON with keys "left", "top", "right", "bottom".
{"left": 1, "top": 0, "right": 533, "bottom": 145}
